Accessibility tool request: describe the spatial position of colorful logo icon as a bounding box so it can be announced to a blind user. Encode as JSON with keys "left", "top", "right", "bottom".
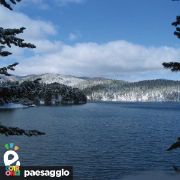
{"left": 4, "top": 143, "right": 21, "bottom": 177}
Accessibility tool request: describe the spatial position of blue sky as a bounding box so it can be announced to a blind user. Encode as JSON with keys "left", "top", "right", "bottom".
{"left": 1, "top": 0, "right": 180, "bottom": 81}
{"left": 18, "top": 0, "right": 179, "bottom": 46}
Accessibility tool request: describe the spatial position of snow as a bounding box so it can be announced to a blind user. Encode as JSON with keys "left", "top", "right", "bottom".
{"left": 1, "top": 73, "right": 180, "bottom": 102}
{"left": 0, "top": 103, "right": 28, "bottom": 109}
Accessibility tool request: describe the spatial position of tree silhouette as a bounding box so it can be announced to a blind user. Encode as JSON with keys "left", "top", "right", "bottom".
{"left": 0, "top": 0, "right": 21, "bottom": 11}
{"left": 0, "top": 0, "right": 35, "bottom": 76}
{"left": 0, "top": 0, "right": 45, "bottom": 136}
{"left": 164, "top": 1, "right": 180, "bottom": 171}
{"left": 162, "top": 1, "right": 180, "bottom": 71}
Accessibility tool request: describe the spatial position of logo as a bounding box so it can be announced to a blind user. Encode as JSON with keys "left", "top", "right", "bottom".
{"left": 3, "top": 143, "right": 21, "bottom": 177}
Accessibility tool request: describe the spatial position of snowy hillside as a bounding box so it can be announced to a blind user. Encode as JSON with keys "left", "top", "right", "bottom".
{"left": 1, "top": 73, "right": 180, "bottom": 102}
{"left": 0, "top": 75, "right": 19, "bottom": 82}
{"left": 75, "top": 78, "right": 126, "bottom": 89}
{"left": 0, "top": 73, "right": 120, "bottom": 88}
{"left": 83, "top": 80, "right": 180, "bottom": 102}
{"left": 19, "top": 73, "right": 86, "bottom": 87}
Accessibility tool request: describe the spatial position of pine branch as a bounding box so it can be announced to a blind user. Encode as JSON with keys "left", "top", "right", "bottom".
{"left": 0, "top": 27, "right": 26, "bottom": 36}
{"left": 163, "top": 3, "right": 180, "bottom": 70}
{"left": 0, "top": 0, "right": 21, "bottom": 10}
{"left": 0, "top": 46, "right": 11, "bottom": 56}
{"left": 162, "top": 62, "right": 180, "bottom": 71}
{"left": 0, "top": 27, "right": 36, "bottom": 49}
{"left": 0, "top": 0, "right": 46, "bottom": 137}
{"left": 0, "top": 62, "right": 18, "bottom": 76}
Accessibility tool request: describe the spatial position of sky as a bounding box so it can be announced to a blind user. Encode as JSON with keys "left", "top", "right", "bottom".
{"left": 1, "top": 0, "right": 180, "bottom": 81}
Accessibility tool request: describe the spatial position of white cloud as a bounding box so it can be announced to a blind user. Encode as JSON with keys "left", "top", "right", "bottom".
{"left": 0, "top": 7, "right": 56, "bottom": 40}
{"left": 15, "top": 40, "right": 180, "bottom": 80}
{"left": 0, "top": 6, "right": 57, "bottom": 59}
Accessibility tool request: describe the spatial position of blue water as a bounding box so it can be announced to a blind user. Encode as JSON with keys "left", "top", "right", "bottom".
{"left": 0, "top": 102, "right": 180, "bottom": 179}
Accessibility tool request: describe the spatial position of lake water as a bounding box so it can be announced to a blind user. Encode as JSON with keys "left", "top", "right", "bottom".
{"left": 0, "top": 102, "right": 180, "bottom": 179}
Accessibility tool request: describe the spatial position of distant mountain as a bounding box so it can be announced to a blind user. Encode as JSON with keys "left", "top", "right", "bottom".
{"left": 20, "top": 73, "right": 86, "bottom": 87}
{"left": 0, "top": 73, "right": 124, "bottom": 89}
{"left": 0, "top": 73, "right": 85, "bottom": 86}
{"left": 1, "top": 73, "right": 180, "bottom": 102}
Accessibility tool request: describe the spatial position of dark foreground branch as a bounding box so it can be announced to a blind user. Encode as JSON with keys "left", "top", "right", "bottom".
{"left": 0, "top": 0, "right": 22, "bottom": 10}
{"left": 0, "top": 125, "right": 45, "bottom": 136}
{"left": 0, "top": 27, "right": 36, "bottom": 49}
{"left": 0, "top": 62, "right": 18, "bottom": 76}
{"left": 162, "top": 62, "right": 180, "bottom": 72}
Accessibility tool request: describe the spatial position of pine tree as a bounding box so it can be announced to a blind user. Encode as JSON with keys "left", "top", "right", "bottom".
{"left": 0, "top": 0, "right": 45, "bottom": 136}
{"left": 0, "top": 0, "right": 35, "bottom": 76}
{"left": 162, "top": 0, "right": 180, "bottom": 71}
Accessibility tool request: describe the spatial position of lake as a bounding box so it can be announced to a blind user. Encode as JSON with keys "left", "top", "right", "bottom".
{"left": 0, "top": 102, "right": 180, "bottom": 179}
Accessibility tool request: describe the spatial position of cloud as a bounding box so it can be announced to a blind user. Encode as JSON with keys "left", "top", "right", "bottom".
{"left": 0, "top": 7, "right": 56, "bottom": 40}
{"left": 14, "top": 40, "right": 180, "bottom": 80}
{"left": 0, "top": 5, "right": 57, "bottom": 60}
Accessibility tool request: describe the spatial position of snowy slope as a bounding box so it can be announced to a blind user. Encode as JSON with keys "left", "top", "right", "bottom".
{"left": 0, "top": 75, "right": 19, "bottom": 83}
{"left": 0, "top": 73, "right": 119, "bottom": 88}
{"left": 1, "top": 73, "right": 180, "bottom": 102}
{"left": 19, "top": 73, "right": 86, "bottom": 87}
{"left": 83, "top": 79, "right": 180, "bottom": 102}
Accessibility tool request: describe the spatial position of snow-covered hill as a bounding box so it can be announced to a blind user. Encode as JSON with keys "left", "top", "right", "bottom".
{"left": 0, "top": 75, "right": 19, "bottom": 83}
{"left": 0, "top": 73, "right": 124, "bottom": 88}
{"left": 0, "top": 73, "right": 86, "bottom": 87}
{"left": 1, "top": 73, "right": 180, "bottom": 102}
{"left": 20, "top": 73, "right": 86, "bottom": 87}
{"left": 83, "top": 79, "right": 180, "bottom": 102}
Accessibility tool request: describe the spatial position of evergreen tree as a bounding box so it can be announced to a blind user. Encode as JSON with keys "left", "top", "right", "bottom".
{"left": 0, "top": 0, "right": 45, "bottom": 136}
{"left": 162, "top": 0, "right": 180, "bottom": 71}
{"left": 164, "top": 1, "right": 180, "bottom": 171}
{"left": 0, "top": 0, "right": 35, "bottom": 76}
